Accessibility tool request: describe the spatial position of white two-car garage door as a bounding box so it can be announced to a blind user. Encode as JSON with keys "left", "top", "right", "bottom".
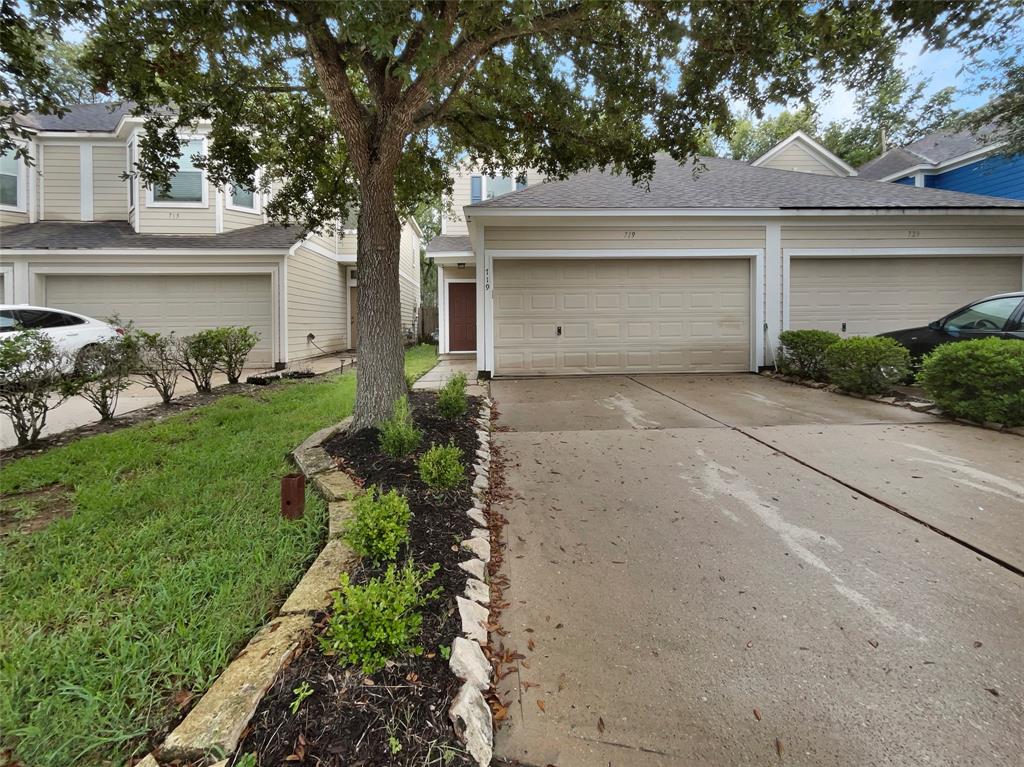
{"left": 790, "top": 256, "right": 1023, "bottom": 336}
{"left": 493, "top": 258, "right": 750, "bottom": 375}
{"left": 45, "top": 274, "right": 274, "bottom": 364}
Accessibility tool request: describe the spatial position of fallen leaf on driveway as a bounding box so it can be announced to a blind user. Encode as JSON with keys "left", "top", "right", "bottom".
{"left": 746, "top": 640, "right": 753, "bottom": 649}
{"left": 598, "top": 716, "right": 605, "bottom": 733}
{"left": 985, "top": 687, "right": 1000, "bottom": 697}
{"left": 753, "top": 708, "right": 761, "bottom": 721}
{"left": 775, "top": 738, "right": 784, "bottom": 757}
{"left": 974, "top": 641, "right": 983, "bottom": 648}
{"left": 867, "top": 639, "right": 879, "bottom": 648}
{"left": 537, "top": 699, "right": 546, "bottom": 712}
{"left": 528, "top": 638, "right": 535, "bottom": 651}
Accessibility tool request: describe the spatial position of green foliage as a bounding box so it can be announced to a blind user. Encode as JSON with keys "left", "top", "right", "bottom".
{"left": 437, "top": 372, "right": 468, "bottom": 419}
{"left": 289, "top": 681, "right": 314, "bottom": 715}
{"left": 176, "top": 330, "right": 222, "bottom": 393}
{"left": 70, "top": 334, "right": 138, "bottom": 421}
{"left": 134, "top": 330, "right": 180, "bottom": 404}
{"left": 418, "top": 441, "right": 465, "bottom": 490}
{"left": 727, "top": 105, "right": 819, "bottom": 160}
{"left": 214, "top": 326, "right": 261, "bottom": 384}
{"left": 320, "top": 562, "right": 440, "bottom": 674}
{"left": 438, "top": 644, "right": 451, "bottom": 661}
{"left": 824, "top": 336, "right": 911, "bottom": 395}
{"left": 777, "top": 329, "right": 842, "bottom": 381}
{"left": 378, "top": 396, "right": 422, "bottom": 457}
{"left": 917, "top": 339, "right": 1024, "bottom": 426}
{"left": 0, "top": 346, "right": 430, "bottom": 767}
{"left": 0, "top": 329, "right": 76, "bottom": 446}
{"left": 344, "top": 486, "right": 412, "bottom": 564}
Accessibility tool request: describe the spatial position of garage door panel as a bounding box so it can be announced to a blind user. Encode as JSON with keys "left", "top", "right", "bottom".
{"left": 494, "top": 258, "right": 751, "bottom": 375}
{"left": 45, "top": 274, "right": 274, "bottom": 364}
{"left": 791, "top": 257, "right": 1022, "bottom": 335}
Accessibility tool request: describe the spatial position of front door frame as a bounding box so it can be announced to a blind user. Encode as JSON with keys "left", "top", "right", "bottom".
{"left": 443, "top": 277, "right": 477, "bottom": 353}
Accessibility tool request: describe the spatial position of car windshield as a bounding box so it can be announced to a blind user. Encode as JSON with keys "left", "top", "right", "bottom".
{"left": 944, "top": 297, "right": 1021, "bottom": 332}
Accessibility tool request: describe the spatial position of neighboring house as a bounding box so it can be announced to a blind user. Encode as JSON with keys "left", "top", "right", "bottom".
{"left": 858, "top": 128, "right": 1024, "bottom": 200}
{"left": 425, "top": 154, "right": 1023, "bottom": 377}
{"left": 0, "top": 102, "right": 422, "bottom": 367}
{"left": 750, "top": 130, "right": 857, "bottom": 177}
{"left": 428, "top": 165, "right": 541, "bottom": 355}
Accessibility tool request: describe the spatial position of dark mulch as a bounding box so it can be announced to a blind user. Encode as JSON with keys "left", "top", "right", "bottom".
{"left": 234, "top": 391, "right": 481, "bottom": 766}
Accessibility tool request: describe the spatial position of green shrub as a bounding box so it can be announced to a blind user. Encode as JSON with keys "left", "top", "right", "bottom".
{"left": 320, "top": 562, "right": 440, "bottom": 674}
{"left": 378, "top": 396, "right": 422, "bottom": 457}
{"left": 134, "top": 330, "right": 181, "bottom": 404}
{"left": 216, "top": 326, "right": 260, "bottom": 384}
{"left": 917, "top": 338, "right": 1024, "bottom": 426}
{"left": 437, "top": 372, "right": 468, "bottom": 419}
{"left": 777, "top": 329, "right": 841, "bottom": 380}
{"left": 824, "top": 336, "right": 911, "bottom": 395}
{"left": 0, "top": 330, "right": 76, "bottom": 446}
{"left": 176, "top": 329, "right": 222, "bottom": 392}
{"left": 71, "top": 335, "right": 138, "bottom": 421}
{"left": 418, "top": 440, "right": 464, "bottom": 490}
{"left": 344, "top": 486, "right": 412, "bottom": 563}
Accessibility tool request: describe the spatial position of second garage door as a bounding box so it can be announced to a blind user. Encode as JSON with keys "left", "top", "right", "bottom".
{"left": 493, "top": 258, "right": 751, "bottom": 375}
{"left": 45, "top": 274, "right": 275, "bottom": 364}
{"left": 790, "top": 256, "right": 1023, "bottom": 336}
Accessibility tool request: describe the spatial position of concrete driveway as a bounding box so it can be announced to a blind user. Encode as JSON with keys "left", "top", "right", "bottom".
{"left": 490, "top": 374, "right": 1024, "bottom": 767}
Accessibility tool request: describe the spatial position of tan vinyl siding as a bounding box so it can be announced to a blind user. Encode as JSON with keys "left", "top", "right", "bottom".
{"left": 338, "top": 231, "right": 357, "bottom": 260}
{"left": 759, "top": 143, "right": 843, "bottom": 176}
{"left": 222, "top": 205, "right": 262, "bottom": 231}
{"left": 287, "top": 244, "right": 348, "bottom": 361}
{"left": 445, "top": 171, "right": 473, "bottom": 235}
{"left": 783, "top": 222, "right": 1024, "bottom": 250}
{"left": 399, "top": 223, "right": 421, "bottom": 337}
{"left": 42, "top": 145, "right": 81, "bottom": 221}
{"left": 486, "top": 225, "right": 766, "bottom": 251}
{"left": 92, "top": 144, "right": 128, "bottom": 221}
{"left": 0, "top": 209, "right": 28, "bottom": 227}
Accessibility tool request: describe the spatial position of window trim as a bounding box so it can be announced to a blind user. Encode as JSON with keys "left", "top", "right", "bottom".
{"left": 145, "top": 135, "right": 210, "bottom": 209}
{"left": 225, "top": 172, "right": 261, "bottom": 214}
{"left": 0, "top": 144, "right": 28, "bottom": 213}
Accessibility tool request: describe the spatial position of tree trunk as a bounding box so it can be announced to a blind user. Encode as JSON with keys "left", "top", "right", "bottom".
{"left": 351, "top": 170, "right": 407, "bottom": 430}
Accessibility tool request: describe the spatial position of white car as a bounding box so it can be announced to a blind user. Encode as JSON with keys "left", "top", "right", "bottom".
{"left": 0, "top": 305, "right": 123, "bottom": 369}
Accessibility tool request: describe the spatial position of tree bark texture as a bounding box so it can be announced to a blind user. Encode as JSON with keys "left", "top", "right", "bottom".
{"left": 352, "top": 170, "right": 407, "bottom": 430}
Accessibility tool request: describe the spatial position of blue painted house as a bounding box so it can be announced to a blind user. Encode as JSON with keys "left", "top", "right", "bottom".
{"left": 858, "top": 129, "right": 1024, "bottom": 200}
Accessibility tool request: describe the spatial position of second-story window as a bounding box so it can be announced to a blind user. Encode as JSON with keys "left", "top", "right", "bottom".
{"left": 228, "top": 179, "right": 258, "bottom": 212}
{"left": 1, "top": 147, "right": 24, "bottom": 210}
{"left": 152, "top": 138, "right": 205, "bottom": 204}
{"left": 470, "top": 174, "right": 527, "bottom": 203}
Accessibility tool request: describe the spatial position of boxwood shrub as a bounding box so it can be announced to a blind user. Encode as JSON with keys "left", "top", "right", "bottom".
{"left": 917, "top": 338, "right": 1024, "bottom": 426}
{"left": 824, "top": 336, "right": 911, "bottom": 395}
{"left": 777, "top": 329, "right": 841, "bottom": 380}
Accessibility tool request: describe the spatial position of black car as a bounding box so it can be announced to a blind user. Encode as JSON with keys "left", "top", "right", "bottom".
{"left": 878, "top": 291, "right": 1024, "bottom": 359}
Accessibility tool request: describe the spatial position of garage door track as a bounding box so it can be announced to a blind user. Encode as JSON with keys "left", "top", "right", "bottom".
{"left": 490, "top": 374, "right": 1024, "bottom": 767}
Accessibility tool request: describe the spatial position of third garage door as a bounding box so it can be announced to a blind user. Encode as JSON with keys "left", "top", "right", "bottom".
{"left": 790, "top": 256, "right": 1023, "bottom": 336}
{"left": 493, "top": 258, "right": 750, "bottom": 375}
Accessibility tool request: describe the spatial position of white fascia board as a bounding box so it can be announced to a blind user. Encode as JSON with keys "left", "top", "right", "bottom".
{"left": 2, "top": 248, "right": 290, "bottom": 257}
{"left": 428, "top": 251, "right": 475, "bottom": 264}
{"left": 751, "top": 130, "right": 858, "bottom": 176}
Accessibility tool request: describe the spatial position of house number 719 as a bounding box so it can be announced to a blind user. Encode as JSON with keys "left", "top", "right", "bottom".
{"left": 623, "top": 231, "right": 636, "bottom": 239}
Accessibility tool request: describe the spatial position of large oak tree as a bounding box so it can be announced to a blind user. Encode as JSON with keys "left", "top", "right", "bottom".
{"left": 4, "top": 1, "right": 1013, "bottom": 428}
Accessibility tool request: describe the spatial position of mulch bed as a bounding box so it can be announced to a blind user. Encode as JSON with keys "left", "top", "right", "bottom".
{"left": 233, "top": 391, "right": 481, "bottom": 766}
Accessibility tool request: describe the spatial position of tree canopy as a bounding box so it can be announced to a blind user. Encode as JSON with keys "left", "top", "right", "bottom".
{"left": 3, "top": 0, "right": 1019, "bottom": 426}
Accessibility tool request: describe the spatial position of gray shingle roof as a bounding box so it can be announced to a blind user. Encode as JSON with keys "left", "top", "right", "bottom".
{"left": 468, "top": 154, "right": 1024, "bottom": 210}
{"left": 425, "top": 234, "right": 472, "bottom": 253}
{"left": 858, "top": 127, "right": 1001, "bottom": 180}
{"left": 0, "top": 221, "right": 306, "bottom": 250}
{"left": 15, "top": 102, "right": 135, "bottom": 132}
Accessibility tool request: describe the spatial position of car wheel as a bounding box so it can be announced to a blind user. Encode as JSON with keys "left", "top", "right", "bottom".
{"left": 75, "top": 345, "right": 103, "bottom": 375}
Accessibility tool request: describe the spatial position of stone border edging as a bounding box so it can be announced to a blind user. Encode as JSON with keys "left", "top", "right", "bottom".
{"left": 761, "top": 371, "right": 1024, "bottom": 437}
{"left": 448, "top": 397, "right": 496, "bottom": 766}
{"left": 154, "top": 417, "right": 360, "bottom": 765}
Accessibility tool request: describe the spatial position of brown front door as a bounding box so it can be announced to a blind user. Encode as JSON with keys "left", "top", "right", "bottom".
{"left": 448, "top": 282, "right": 476, "bottom": 351}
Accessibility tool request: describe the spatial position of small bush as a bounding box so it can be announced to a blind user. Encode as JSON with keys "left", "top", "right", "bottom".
{"left": 437, "top": 372, "right": 468, "bottom": 419}
{"left": 72, "top": 334, "right": 138, "bottom": 421}
{"left": 320, "top": 561, "right": 440, "bottom": 674}
{"left": 824, "top": 336, "right": 911, "bottom": 395}
{"left": 777, "top": 329, "right": 841, "bottom": 380}
{"left": 418, "top": 440, "right": 464, "bottom": 490}
{"left": 918, "top": 338, "right": 1024, "bottom": 426}
{"left": 344, "top": 486, "right": 412, "bottom": 564}
{"left": 378, "top": 396, "right": 422, "bottom": 457}
{"left": 216, "top": 326, "right": 260, "bottom": 384}
{"left": 0, "top": 330, "right": 76, "bottom": 446}
{"left": 135, "top": 330, "right": 180, "bottom": 404}
{"left": 176, "top": 330, "right": 222, "bottom": 393}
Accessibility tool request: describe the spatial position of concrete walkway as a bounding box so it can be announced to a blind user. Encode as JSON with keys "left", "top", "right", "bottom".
{"left": 1, "top": 354, "right": 350, "bottom": 449}
{"left": 491, "top": 374, "right": 1024, "bottom": 766}
{"left": 412, "top": 356, "right": 482, "bottom": 393}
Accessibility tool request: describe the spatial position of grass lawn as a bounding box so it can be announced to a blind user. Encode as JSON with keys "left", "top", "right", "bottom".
{"left": 0, "top": 345, "right": 437, "bottom": 767}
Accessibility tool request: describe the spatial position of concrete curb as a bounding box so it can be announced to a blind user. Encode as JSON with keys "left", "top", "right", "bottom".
{"left": 152, "top": 417, "right": 360, "bottom": 765}
{"left": 449, "top": 397, "right": 495, "bottom": 767}
{"left": 760, "top": 371, "right": 1022, "bottom": 437}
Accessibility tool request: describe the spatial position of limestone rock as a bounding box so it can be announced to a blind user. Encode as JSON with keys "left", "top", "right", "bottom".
{"left": 464, "top": 577, "right": 489, "bottom": 605}
{"left": 461, "top": 536, "right": 490, "bottom": 562}
{"left": 449, "top": 682, "right": 493, "bottom": 766}
{"left": 467, "top": 507, "right": 487, "bottom": 527}
{"left": 457, "top": 596, "right": 489, "bottom": 644}
{"left": 450, "top": 636, "right": 491, "bottom": 691}
{"left": 459, "top": 558, "right": 486, "bottom": 581}
{"left": 313, "top": 470, "right": 360, "bottom": 501}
